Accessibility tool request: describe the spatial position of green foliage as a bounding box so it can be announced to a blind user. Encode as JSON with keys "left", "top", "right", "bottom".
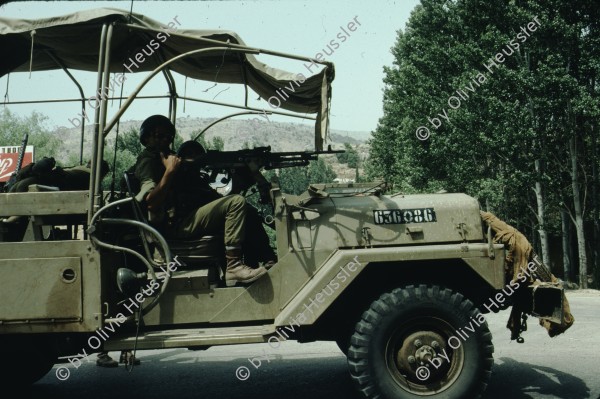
{"left": 211, "top": 136, "right": 225, "bottom": 151}
{"left": 308, "top": 158, "right": 337, "bottom": 185}
{"left": 335, "top": 143, "right": 359, "bottom": 168}
{"left": 196, "top": 134, "right": 225, "bottom": 151}
{"left": 262, "top": 159, "right": 336, "bottom": 196}
{"left": 273, "top": 167, "right": 308, "bottom": 195}
{"left": 102, "top": 128, "right": 140, "bottom": 191}
{"left": 366, "top": 0, "right": 600, "bottom": 282}
{"left": 116, "top": 127, "right": 142, "bottom": 155}
{"left": 0, "top": 109, "right": 61, "bottom": 160}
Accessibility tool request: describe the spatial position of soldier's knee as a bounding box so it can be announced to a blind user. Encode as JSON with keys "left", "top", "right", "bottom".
{"left": 226, "top": 194, "right": 246, "bottom": 213}
{"left": 230, "top": 194, "right": 246, "bottom": 206}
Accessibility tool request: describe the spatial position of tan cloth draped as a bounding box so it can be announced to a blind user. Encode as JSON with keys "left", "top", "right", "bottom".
{"left": 481, "top": 211, "right": 574, "bottom": 338}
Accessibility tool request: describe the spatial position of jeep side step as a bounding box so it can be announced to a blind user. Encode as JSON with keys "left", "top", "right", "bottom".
{"left": 104, "top": 324, "right": 276, "bottom": 351}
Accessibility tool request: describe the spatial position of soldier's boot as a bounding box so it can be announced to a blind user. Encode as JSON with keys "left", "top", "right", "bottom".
{"left": 225, "top": 248, "right": 268, "bottom": 287}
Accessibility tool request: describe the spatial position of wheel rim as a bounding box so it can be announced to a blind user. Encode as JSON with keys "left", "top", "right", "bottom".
{"left": 385, "top": 316, "right": 465, "bottom": 395}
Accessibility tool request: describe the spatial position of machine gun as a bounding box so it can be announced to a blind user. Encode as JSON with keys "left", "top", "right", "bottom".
{"left": 187, "top": 145, "right": 344, "bottom": 171}
{"left": 183, "top": 144, "right": 344, "bottom": 202}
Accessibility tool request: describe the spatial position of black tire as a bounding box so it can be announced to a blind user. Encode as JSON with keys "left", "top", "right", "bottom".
{"left": 1, "top": 339, "right": 56, "bottom": 386}
{"left": 336, "top": 335, "right": 350, "bottom": 356}
{"left": 348, "top": 284, "right": 494, "bottom": 399}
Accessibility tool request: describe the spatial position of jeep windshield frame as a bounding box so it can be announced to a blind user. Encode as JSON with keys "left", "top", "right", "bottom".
{"left": 0, "top": 8, "right": 334, "bottom": 222}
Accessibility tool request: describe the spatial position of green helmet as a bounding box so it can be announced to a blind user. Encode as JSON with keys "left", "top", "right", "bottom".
{"left": 139, "top": 115, "right": 175, "bottom": 145}
{"left": 177, "top": 140, "right": 206, "bottom": 158}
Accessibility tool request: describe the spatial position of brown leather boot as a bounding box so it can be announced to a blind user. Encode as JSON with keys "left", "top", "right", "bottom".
{"left": 225, "top": 248, "right": 268, "bottom": 286}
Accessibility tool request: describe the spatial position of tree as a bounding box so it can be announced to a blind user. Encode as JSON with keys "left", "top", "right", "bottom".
{"left": 262, "top": 159, "right": 336, "bottom": 196}
{"left": 366, "top": 0, "right": 600, "bottom": 286}
{"left": 0, "top": 109, "right": 61, "bottom": 160}
{"left": 102, "top": 128, "right": 139, "bottom": 191}
{"left": 308, "top": 158, "right": 337, "bottom": 184}
{"left": 193, "top": 132, "right": 225, "bottom": 151}
{"left": 115, "top": 127, "right": 142, "bottom": 155}
{"left": 336, "top": 143, "right": 359, "bottom": 168}
{"left": 211, "top": 136, "right": 225, "bottom": 151}
{"left": 275, "top": 167, "right": 309, "bottom": 195}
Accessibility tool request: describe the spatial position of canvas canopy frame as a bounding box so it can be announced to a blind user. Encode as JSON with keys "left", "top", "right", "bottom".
{"left": 0, "top": 8, "right": 334, "bottom": 221}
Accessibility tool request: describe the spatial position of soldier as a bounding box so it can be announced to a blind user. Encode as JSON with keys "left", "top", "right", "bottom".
{"left": 176, "top": 140, "right": 276, "bottom": 269}
{"left": 133, "top": 115, "right": 269, "bottom": 285}
{"left": 6, "top": 158, "right": 109, "bottom": 193}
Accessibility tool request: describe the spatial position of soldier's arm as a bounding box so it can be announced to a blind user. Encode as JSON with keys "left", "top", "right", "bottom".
{"left": 146, "top": 153, "right": 180, "bottom": 211}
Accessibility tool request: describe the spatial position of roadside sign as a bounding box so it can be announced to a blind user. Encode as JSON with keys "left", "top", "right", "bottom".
{"left": 0, "top": 145, "right": 34, "bottom": 182}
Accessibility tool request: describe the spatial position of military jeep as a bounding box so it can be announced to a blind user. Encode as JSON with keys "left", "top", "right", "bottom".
{"left": 0, "top": 9, "right": 566, "bottom": 399}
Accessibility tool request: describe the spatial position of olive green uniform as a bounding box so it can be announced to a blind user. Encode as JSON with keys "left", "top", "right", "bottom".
{"left": 134, "top": 148, "right": 247, "bottom": 247}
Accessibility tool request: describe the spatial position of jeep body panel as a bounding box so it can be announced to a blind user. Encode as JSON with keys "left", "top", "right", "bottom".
{"left": 141, "top": 188, "right": 503, "bottom": 328}
{"left": 0, "top": 241, "right": 102, "bottom": 334}
{"left": 274, "top": 244, "right": 505, "bottom": 327}
{"left": 333, "top": 193, "right": 484, "bottom": 247}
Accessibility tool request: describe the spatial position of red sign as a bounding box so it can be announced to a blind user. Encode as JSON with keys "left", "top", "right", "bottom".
{"left": 0, "top": 146, "right": 34, "bottom": 182}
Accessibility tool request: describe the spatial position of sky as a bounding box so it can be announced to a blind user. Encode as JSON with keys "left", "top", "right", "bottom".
{"left": 0, "top": 0, "right": 420, "bottom": 135}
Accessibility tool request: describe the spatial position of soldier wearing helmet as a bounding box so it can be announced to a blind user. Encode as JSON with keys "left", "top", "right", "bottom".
{"left": 133, "top": 115, "right": 270, "bottom": 285}
{"left": 175, "top": 139, "right": 276, "bottom": 269}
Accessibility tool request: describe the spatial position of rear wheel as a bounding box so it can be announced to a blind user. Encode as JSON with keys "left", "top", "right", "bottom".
{"left": 348, "top": 284, "right": 494, "bottom": 399}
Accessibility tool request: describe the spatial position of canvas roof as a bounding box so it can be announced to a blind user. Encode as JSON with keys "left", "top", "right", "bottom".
{"left": 0, "top": 8, "right": 333, "bottom": 148}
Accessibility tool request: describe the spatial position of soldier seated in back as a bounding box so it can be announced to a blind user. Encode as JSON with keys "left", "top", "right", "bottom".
{"left": 132, "top": 115, "right": 274, "bottom": 286}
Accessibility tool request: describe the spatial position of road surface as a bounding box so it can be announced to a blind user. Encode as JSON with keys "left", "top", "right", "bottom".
{"left": 27, "top": 290, "right": 600, "bottom": 399}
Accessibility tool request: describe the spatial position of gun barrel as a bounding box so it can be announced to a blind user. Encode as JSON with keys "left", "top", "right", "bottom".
{"left": 185, "top": 147, "right": 345, "bottom": 171}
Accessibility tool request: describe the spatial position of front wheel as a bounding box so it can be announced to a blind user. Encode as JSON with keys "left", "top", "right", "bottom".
{"left": 348, "top": 284, "right": 494, "bottom": 399}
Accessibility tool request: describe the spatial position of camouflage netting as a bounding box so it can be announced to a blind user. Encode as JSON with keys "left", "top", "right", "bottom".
{"left": 480, "top": 211, "right": 575, "bottom": 338}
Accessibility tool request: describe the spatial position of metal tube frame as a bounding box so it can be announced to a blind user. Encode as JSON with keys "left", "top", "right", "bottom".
{"left": 192, "top": 110, "right": 273, "bottom": 141}
{"left": 3, "top": 21, "right": 331, "bottom": 223}
{"left": 123, "top": 23, "right": 333, "bottom": 67}
{"left": 0, "top": 94, "right": 316, "bottom": 121}
{"left": 94, "top": 44, "right": 324, "bottom": 216}
{"left": 103, "top": 47, "right": 259, "bottom": 137}
{"left": 0, "top": 95, "right": 174, "bottom": 105}
{"left": 88, "top": 23, "right": 108, "bottom": 224}
{"left": 93, "top": 23, "right": 114, "bottom": 214}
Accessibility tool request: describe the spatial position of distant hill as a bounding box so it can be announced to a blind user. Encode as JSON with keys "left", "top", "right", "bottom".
{"left": 52, "top": 117, "right": 370, "bottom": 181}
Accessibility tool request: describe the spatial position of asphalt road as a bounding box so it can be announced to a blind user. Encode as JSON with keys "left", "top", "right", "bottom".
{"left": 27, "top": 290, "right": 600, "bottom": 399}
